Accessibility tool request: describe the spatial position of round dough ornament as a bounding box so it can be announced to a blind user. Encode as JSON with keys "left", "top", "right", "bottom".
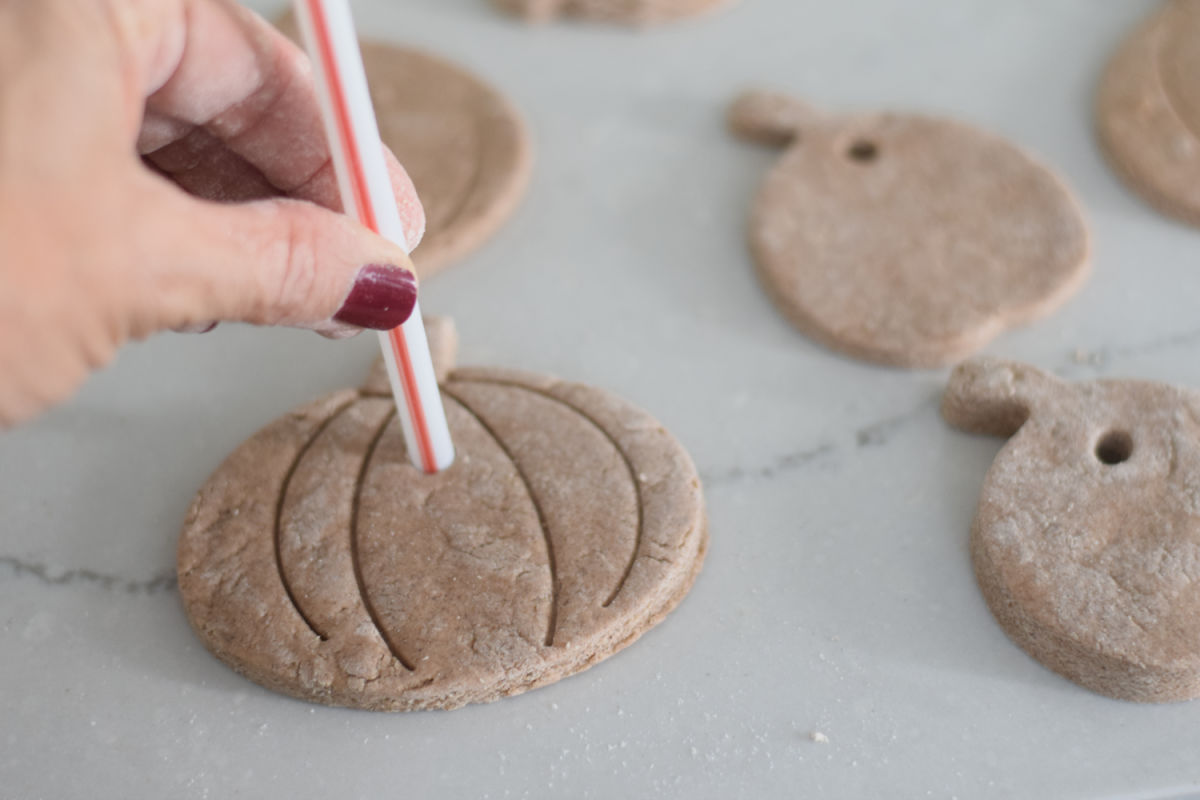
{"left": 729, "top": 91, "right": 1090, "bottom": 368}
{"left": 178, "top": 319, "right": 708, "bottom": 711}
{"left": 1097, "top": 0, "right": 1200, "bottom": 227}
{"left": 944, "top": 357, "right": 1200, "bottom": 702}
{"left": 276, "top": 12, "right": 531, "bottom": 276}
{"left": 490, "top": 0, "right": 729, "bottom": 25}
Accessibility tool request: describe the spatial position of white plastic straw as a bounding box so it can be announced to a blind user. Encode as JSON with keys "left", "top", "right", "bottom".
{"left": 294, "top": 0, "right": 454, "bottom": 473}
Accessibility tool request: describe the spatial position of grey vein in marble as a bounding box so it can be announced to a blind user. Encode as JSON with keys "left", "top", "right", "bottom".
{"left": 1061, "top": 325, "right": 1200, "bottom": 377}
{"left": 0, "top": 555, "right": 177, "bottom": 595}
{"left": 855, "top": 396, "right": 940, "bottom": 448}
{"left": 702, "top": 395, "right": 940, "bottom": 488}
{"left": 702, "top": 442, "right": 837, "bottom": 488}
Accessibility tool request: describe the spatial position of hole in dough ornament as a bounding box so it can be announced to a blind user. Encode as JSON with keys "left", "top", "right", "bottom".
{"left": 276, "top": 12, "right": 531, "bottom": 277}
{"left": 729, "top": 91, "right": 1090, "bottom": 369}
{"left": 1096, "top": 0, "right": 1200, "bottom": 227}
{"left": 177, "top": 319, "right": 708, "bottom": 711}
{"left": 490, "top": 0, "right": 730, "bottom": 25}
{"left": 944, "top": 357, "right": 1200, "bottom": 702}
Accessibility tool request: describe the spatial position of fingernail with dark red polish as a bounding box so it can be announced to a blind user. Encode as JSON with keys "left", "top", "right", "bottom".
{"left": 198, "top": 321, "right": 218, "bottom": 334}
{"left": 334, "top": 264, "right": 418, "bottom": 330}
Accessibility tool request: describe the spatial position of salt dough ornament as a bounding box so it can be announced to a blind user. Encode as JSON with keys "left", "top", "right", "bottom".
{"left": 277, "top": 12, "right": 531, "bottom": 276}
{"left": 729, "top": 91, "right": 1090, "bottom": 368}
{"left": 944, "top": 357, "right": 1200, "bottom": 702}
{"left": 490, "top": 0, "right": 728, "bottom": 26}
{"left": 178, "top": 319, "right": 707, "bottom": 711}
{"left": 1097, "top": 0, "right": 1200, "bottom": 227}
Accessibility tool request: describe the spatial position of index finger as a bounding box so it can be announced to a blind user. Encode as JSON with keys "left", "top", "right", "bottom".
{"left": 138, "top": 0, "right": 424, "bottom": 247}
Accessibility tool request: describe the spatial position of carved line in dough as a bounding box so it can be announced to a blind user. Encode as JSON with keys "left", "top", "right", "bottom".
{"left": 428, "top": 107, "right": 489, "bottom": 239}
{"left": 451, "top": 377, "right": 645, "bottom": 609}
{"left": 273, "top": 396, "right": 359, "bottom": 642}
{"left": 441, "top": 386, "right": 561, "bottom": 647}
{"left": 1154, "top": 13, "right": 1200, "bottom": 145}
{"left": 350, "top": 407, "right": 417, "bottom": 671}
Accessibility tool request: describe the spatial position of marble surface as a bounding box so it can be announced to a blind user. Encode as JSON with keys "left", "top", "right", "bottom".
{"left": 3, "top": 0, "right": 1200, "bottom": 797}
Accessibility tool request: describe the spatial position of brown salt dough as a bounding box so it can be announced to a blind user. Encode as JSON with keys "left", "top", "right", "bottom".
{"left": 730, "top": 91, "right": 1090, "bottom": 368}
{"left": 177, "top": 319, "right": 707, "bottom": 711}
{"left": 1097, "top": 0, "right": 1200, "bottom": 227}
{"left": 490, "top": 0, "right": 728, "bottom": 25}
{"left": 277, "top": 12, "right": 531, "bottom": 277}
{"left": 944, "top": 357, "right": 1200, "bottom": 702}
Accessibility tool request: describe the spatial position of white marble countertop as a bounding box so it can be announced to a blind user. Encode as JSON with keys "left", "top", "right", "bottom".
{"left": 4, "top": 1, "right": 1200, "bottom": 797}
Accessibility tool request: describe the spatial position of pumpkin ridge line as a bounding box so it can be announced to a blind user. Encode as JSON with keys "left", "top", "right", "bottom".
{"left": 1154, "top": 13, "right": 1200, "bottom": 147}
{"left": 273, "top": 395, "right": 360, "bottom": 642}
{"left": 426, "top": 104, "right": 489, "bottom": 242}
{"left": 350, "top": 406, "right": 417, "bottom": 671}
{"left": 449, "top": 376, "right": 644, "bottom": 609}
{"left": 441, "top": 386, "right": 560, "bottom": 647}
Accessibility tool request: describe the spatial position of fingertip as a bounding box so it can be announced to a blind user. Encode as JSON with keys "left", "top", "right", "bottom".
{"left": 398, "top": 189, "right": 427, "bottom": 252}
{"left": 147, "top": 190, "right": 421, "bottom": 337}
{"left": 384, "top": 151, "right": 426, "bottom": 251}
{"left": 317, "top": 327, "right": 364, "bottom": 341}
{"left": 333, "top": 263, "right": 418, "bottom": 331}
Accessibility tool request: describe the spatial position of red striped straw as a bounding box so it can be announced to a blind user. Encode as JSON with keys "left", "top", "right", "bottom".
{"left": 294, "top": 0, "right": 454, "bottom": 473}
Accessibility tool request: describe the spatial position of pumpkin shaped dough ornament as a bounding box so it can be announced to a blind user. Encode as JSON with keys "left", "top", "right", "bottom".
{"left": 1097, "top": 0, "right": 1200, "bottom": 227}
{"left": 729, "top": 92, "right": 1090, "bottom": 368}
{"left": 490, "top": 0, "right": 729, "bottom": 26}
{"left": 944, "top": 357, "right": 1200, "bottom": 702}
{"left": 275, "top": 11, "right": 532, "bottom": 277}
{"left": 178, "top": 319, "right": 707, "bottom": 711}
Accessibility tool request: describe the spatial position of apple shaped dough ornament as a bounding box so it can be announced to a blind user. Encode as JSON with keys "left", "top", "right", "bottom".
{"left": 944, "top": 357, "right": 1200, "bottom": 702}
{"left": 729, "top": 91, "right": 1090, "bottom": 368}
{"left": 490, "top": 0, "right": 730, "bottom": 25}
{"left": 276, "top": 11, "right": 531, "bottom": 277}
{"left": 178, "top": 319, "right": 708, "bottom": 711}
{"left": 1097, "top": 0, "right": 1200, "bottom": 227}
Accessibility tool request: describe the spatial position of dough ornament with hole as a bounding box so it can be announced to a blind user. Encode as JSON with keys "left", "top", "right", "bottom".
{"left": 177, "top": 319, "right": 707, "bottom": 711}
{"left": 944, "top": 357, "right": 1200, "bottom": 702}
{"left": 276, "top": 12, "right": 531, "bottom": 277}
{"left": 1097, "top": 0, "right": 1200, "bottom": 227}
{"left": 489, "top": 0, "right": 729, "bottom": 26}
{"left": 730, "top": 91, "right": 1091, "bottom": 368}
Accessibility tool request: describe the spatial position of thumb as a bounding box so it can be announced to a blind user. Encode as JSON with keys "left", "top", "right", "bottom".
{"left": 133, "top": 187, "right": 418, "bottom": 336}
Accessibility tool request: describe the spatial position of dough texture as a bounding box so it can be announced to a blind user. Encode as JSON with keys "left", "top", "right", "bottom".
{"left": 178, "top": 321, "right": 707, "bottom": 711}
{"left": 945, "top": 357, "right": 1200, "bottom": 702}
{"left": 1097, "top": 0, "right": 1200, "bottom": 227}
{"left": 731, "top": 91, "right": 1090, "bottom": 368}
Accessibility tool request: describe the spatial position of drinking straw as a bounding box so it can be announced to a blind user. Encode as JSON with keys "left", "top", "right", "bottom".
{"left": 294, "top": 0, "right": 454, "bottom": 473}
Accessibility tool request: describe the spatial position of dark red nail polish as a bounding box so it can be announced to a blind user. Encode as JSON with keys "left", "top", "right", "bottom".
{"left": 198, "top": 321, "right": 218, "bottom": 334}
{"left": 334, "top": 264, "right": 418, "bottom": 331}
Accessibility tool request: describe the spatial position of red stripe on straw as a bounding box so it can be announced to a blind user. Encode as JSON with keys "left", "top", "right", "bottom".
{"left": 306, "top": 0, "right": 439, "bottom": 473}
{"left": 388, "top": 326, "right": 437, "bottom": 466}
{"left": 306, "top": 0, "right": 376, "bottom": 231}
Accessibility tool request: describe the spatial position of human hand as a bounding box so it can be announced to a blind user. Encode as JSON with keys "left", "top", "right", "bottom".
{"left": 0, "top": 0, "right": 426, "bottom": 427}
